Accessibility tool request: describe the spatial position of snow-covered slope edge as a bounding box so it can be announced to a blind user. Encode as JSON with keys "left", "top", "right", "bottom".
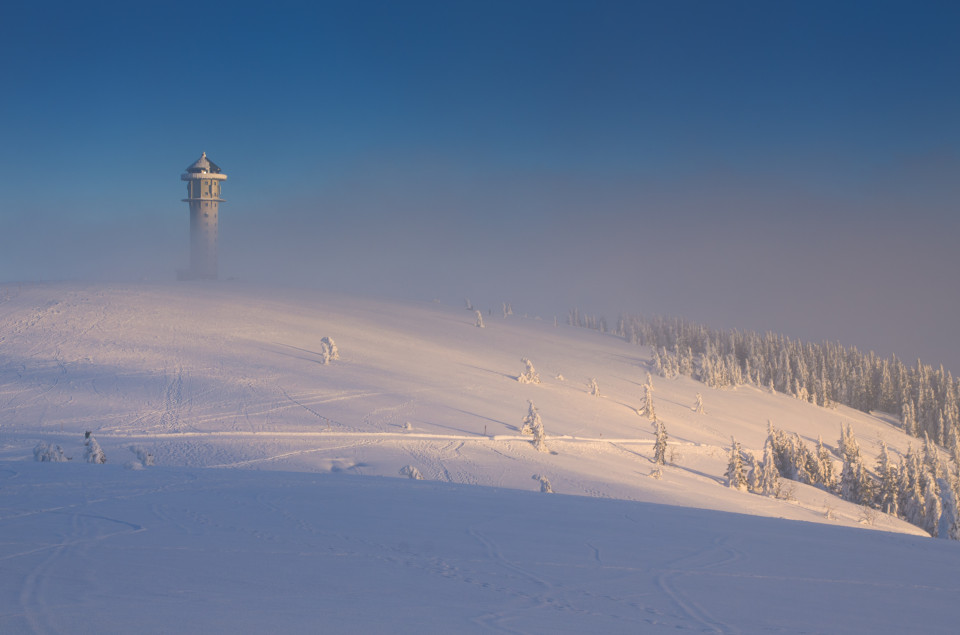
{"left": 0, "top": 283, "right": 933, "bottom": 535}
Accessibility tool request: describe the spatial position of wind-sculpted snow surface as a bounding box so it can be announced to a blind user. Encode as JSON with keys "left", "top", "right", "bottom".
{"left": 1, "top": 282, "right": 957, "bottom": 630}
{"left": 2, "top": 464, "right": 960, "bottom": 634}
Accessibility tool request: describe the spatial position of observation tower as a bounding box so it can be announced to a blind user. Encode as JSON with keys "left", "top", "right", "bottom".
{"left": 179, "top": 152, "right": 227, "bottom": 280}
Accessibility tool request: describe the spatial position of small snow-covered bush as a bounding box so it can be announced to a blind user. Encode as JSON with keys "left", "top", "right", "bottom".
{"left": 130, "top": 446, "right": 155, "bottom": 467}
{"left": 34, "top": 441, "right": 69, "bottom": 462}
{"left": 84, "top": 432, "right": 106, "bottom": 464}
{"left": 319, "top": 337, "right": 340, "bottom": 364}
{"left": 532, "top": 474, "right": 553, "bottom": 493}
{"left": 399, "top": 465, "right": 424, "bottom": 480}
{"left": 518, "top": 358, "right": 540, "bottom": 384}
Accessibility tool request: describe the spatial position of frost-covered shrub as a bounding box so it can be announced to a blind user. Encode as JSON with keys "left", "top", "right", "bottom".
{"left": 34, "top": 441, "right": 69, "bottom": 462}
{"left": 84, "top": 432, "right": 106, "bottom": 464}
{"left": 532, "top": 474, "right": 553, "bottom": 493}
{"left": 319, "top": 337, "right": 340, "bottom": 364}
{"left": 399, "top": 465, "right": 424, "bottom": 480}
{"left": 131, "top": 446, "right": 155, "bottom": 467}
{"left": 517, "top": 358, "right": 540, "bottom": 384}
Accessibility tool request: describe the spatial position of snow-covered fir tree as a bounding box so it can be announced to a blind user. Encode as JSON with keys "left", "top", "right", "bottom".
{"left": 653, "top": 419, "right": 668, "bottom": 466}
{"left": 640, "top": 374, "right": 656, "bottom": 421}
{"left": 758, "top": 439, "right": 781, "bottom": 497}
{"left": 475, "top": 310, "right": 485, "bottom": 328}
{"left": 876, "top": 441, "right": 899, "bottom": 515}
{"left": 34, "top": 441, "right": 69, "bottom": 462}
{"left": 520, "top": 401, "right": 541, "bottom": 435}
{"left": 84, "top": 432, "right": 106, "bottom": 464}
{"left": 518, "top": 358, "right": 541, "bottom": 384}
{"left": 838, "top": 424, "right": 872, "bottom": 505}
{"left": 726, "top": 438, "right": 747, "bottom": 490}
{"left": 937, "top": 477, "right": 960, "bottom": 540}
{"left": 693, "top": 392, "right": 704, "bottom": 414}
{"left": 924, "top": 478, "right": 943, "bottom": 537}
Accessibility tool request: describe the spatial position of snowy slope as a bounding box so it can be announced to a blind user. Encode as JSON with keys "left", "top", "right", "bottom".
{"left": 2, "top": 282, "right": 958, "bottom": 632}
{"left": 0, "top": 282, "right": 930, "bottom": 533}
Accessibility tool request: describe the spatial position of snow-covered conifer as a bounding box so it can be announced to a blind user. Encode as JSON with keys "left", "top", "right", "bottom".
{"left": 517, "top": 358, "right": 541, "bottom": 384}
{"left": 520, "top": 400, "right": 541, "bottom": 435}
{"left": 726, "top": 438, "right": 747, "bottom": 490}
{"left": 532, "top": 474, "right": 553, "bottom": 493}
{"left": 876, "top": 441, "right": 899, "bottom": 515}
{"left": 693, "top": 392, "right": 704, "bottom": 414}
{"left": 640, "top": 374, "right": 656, "bottom": 421}
{"left": 34, "top": 441, "right": 69, "bottom": 462}
{"left": 464, "top": 298, "right": 473, "bottom": 311}
{"left": 84, "top": 432, "right": 106, "bottom": 464}
{"left": 815, "top": 435, "right": 836, "bottom": 490}
{"left": 475, "top": 310, "right": 485, "bottom": 328}
{"left": 758, "top": 439, "right": 781, "bottom": 497}
{"left": 923, "top": 433, "right": 944, "bottom": 481}
{"left": 399, "top": 465, "right": 424, "bottom": 480}
{"left": 653, "top": 419, "right": 668, "bottom": 466}
{"left": 937, "top": 478, "right": 960, "bottom": 540}
{"left": 924, "top": 478, "right": 942, "bottom": 537}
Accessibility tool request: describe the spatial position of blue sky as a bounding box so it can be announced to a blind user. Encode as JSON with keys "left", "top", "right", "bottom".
{"left": 2, "top": 1, "right": 959, "bottom": 369}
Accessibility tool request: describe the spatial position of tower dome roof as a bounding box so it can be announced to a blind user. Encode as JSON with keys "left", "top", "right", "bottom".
{"left": 185, "top": 152, "right": 222, "bottom": 174}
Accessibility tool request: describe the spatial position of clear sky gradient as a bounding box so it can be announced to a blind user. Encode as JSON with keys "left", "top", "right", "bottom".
{"left": 2, "top": 1, "right": 958, "bottom": 371}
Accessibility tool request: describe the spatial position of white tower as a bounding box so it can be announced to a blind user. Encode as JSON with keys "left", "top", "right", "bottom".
{"left": 180, "top": 152, "right": 227, "bottom": 280}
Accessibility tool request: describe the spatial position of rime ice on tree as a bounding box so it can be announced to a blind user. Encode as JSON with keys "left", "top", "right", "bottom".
{"left": 179, "top": 153, "right": 227, "bottom": 280}
{"left": 518, "top": 358, "right": 541, "bottom": 384}
{"left": 84, "top": 431, "right": 106, "bottom": 464}
{"left": 319, "top": 337, "right": 339, "bottom": 364}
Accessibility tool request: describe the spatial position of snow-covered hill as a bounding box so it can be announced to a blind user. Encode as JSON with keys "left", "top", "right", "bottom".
{"left": 2, "top": 282, "right": 958, "bottom": 632}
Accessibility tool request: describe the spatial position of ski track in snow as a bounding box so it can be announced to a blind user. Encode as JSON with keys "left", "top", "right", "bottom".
{"left": 653, "top": 535, "right": 741, "bottom": 634}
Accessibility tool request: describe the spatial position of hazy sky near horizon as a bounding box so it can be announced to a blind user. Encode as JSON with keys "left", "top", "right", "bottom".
{"left": 2, "top": 1, "right": 959, "bottom": 370}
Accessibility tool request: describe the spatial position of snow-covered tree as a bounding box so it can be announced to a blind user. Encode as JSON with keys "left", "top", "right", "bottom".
{"left": 693, "top": 392, "right": 704, "bottom": 414}
{"left": 34, "top": 441, "right": 69, "bottom": 462}
{"left": 937, "top": 477, "right": 960, "bottom": 540}
{"left": 838, "top": 425, "right": 872, "bottom": 505}
{"left": 532, "top": 474, "right": 553, "bottom": 493}
{"left": 520, "top": 400, "right": 541, "bottom": 435}
{"left": 464, "top": 298, "right": 473, "bottom": 310}
{"left": 640, "top": 374, "right": 656, "bottom": 421}
{"left": 475, "top": 310, "right": 485, "bottom": 328}
{"left": 399, "top": 465, "right": 424, "bottom": 480}
{"left": 875, "top": 441, "right": 899, "bottom": 515}
{"left": 518, "top": 358, "right": 541, "bottom": 384}
{"left": 726, "top": 437, "right": 747, "bottom": 490}
{"left": 924, "top": 478, "right": 943, "bottom": 537}
{"left": 653, "top": 419, "right": 668, "bottom": 466}
{"left": 758, "top": 439, "right": 781, "bottom": 497}
{"left": 319, "top": 337, "right": 339, "bottom": 364}
{"left": 531, "top": 416, "right": 548, "bottom": 453}
{"left": 587, "top": 377, "right": 600, "bottom": 397}
{"left": 84, "top": 432, "right": 106, "bottom": 464}
{"left": 814, "top": 435, "right": 836, "bottom": 490}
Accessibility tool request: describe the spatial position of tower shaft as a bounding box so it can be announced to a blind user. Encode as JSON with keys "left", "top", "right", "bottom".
{"left": 180, "top": 153, "right": 227, "bottom": 280}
